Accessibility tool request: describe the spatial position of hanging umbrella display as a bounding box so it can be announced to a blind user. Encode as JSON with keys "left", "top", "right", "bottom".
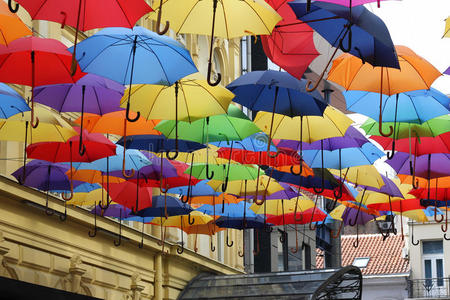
{"left": 329, "top": 165, "right": 385, "bottom": 189}
{"left": 117, "top": 134, "right": 206, "bottom": 154}
{"left": 15, "top": 0, "right": 152, "bottom": 73}
{"left": 122, "top": 72, "right": 234, "bottom": 159}
{"left": 147, "top": 0, "right": 281, "bottom": 85}
{"left": 206, "top": 176, "right": 285, "bottom": 198}
{"left": 0, "top": 1, "right": 31, "bottom": 44}
{"left": 0, "top": 36, "right": 85, "bottom": 128}
{"left": 33, "top": 73, "right": 125, "bottom": 155}
{"left": 327, "top": 46, "right": 441, "bottom": 137}
{"left": 261, "top": 0, "right": 319, "bottom": 79}
{"left": 0, "top": 83, "right": 30, "bottom": 119}
{"left": 289, "top": 0, "right": 399, "bottom": 92}
{"left": 106, "top": 181, "right": 153, "bottom": 212}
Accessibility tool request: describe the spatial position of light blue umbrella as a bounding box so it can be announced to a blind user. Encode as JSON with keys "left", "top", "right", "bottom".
{"left": 0, "top": 83, "right": 30, "bottom": 119}
{"left": 71, "top": 145, "right": 151, "bottom": 174}
{"left": 301, "top": 142, "right": 385, "bottom": 169}
{"left": 343, "top": 88, "right": 450, "bottom": 124}
{"left": 69, "top": 26, "right": 197, "bottom": 122}
{"left": 168, "top": 180, "right": 221, "bottom": 197}
{"left": 211, "top": 132, "right": 277, "bottom": 152}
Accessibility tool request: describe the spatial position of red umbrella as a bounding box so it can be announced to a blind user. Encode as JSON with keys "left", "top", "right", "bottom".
{"left": 368, "top": 198, "right": 425, "bottom": 212}
{"left": 14, "top": 0, "right": 152, "bottom": 73}
{"left": 409, "top": 188, "right": 450, "bottom": 201}
{"left": 261, "top": 0, "right": 319, "bottom": 79}
{"left": 216, "top": 147, "right": 303, "bottom": 167}
{"left": 26, "top": 127, "right": 116, "bottom": 201}
{"left": 0, "top": 36, "right": 84, "bottom": 127}
{"left": 106, "top": 181, "right": 153, "bottom": 212}
{"left": 266, "top": 207, "right": 327, "bottom": 225}
{"left": 371, "top": 132, "right": 450, "bottom": 156}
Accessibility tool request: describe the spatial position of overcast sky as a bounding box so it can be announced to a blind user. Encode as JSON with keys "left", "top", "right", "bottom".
{"left": 366, "top": 0, "right": 450, "bottom": 95}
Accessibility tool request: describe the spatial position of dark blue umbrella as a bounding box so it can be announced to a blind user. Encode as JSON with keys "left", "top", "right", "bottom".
{"left": 215, "top": 215, "right": 267, "bottom": 229}
{"left": 268, "top": 168, "right": 340, "bottom": 190}
{"left": 288, "top": 0, "right": 398, "bottom": 92}
{"left": 116, "top": 134, "right": 206, "bottom": 153}
{"left": 226, "top": 70, "right": 327, "bottom": 117}
{"left": 136, "top": 195, "right": 193, "bottom": 218}
{"left": 0, "top": 83, "right": 30, "bottom": 118}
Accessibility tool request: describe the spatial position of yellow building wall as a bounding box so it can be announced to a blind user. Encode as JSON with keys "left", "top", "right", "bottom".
{"left": 0, "top": 1, "right": 245, "bottom": 299}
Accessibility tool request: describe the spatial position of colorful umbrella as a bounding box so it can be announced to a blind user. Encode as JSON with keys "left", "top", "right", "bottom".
{"left": 261, "top": 0, "right": 319, "bottom": 79}
{"left": 0, "top": 1, "right": 31, "bottom": 45}
{"left": 0, "top": 83, "right": 30, "bottom": 118}
{"left": 147, "top": 0, "right": 281, "bottom": 84}
{"left": 136, "top": 195, "right": 193, "bottom": 218}
{"left": 117, "top": 134, "right": 206, "bottom": 153}
{"left": 327, "top": 46, "right": 441, "bottom": 137}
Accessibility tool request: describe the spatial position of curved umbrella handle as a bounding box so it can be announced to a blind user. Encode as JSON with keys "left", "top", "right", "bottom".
{"left": 113, "top": 210, "right": 123, "bottom": 247}
{"left": 155, "top": 0, "right": 170, "bottom": 35}
{"left": 278, "top": 229, "right": 287, "bottom": 244}
{"left": 188, "top": 213, "right": 195, "bottom": 225}
{"left": 45, "top": 191, "right": 54, "bottom": 216}
{"left": 353, "top": 226, "right": 359, "bottom": 248}
{"left": 210, "top": 235, "right": 216, "bottom": 252}
{"left": 206, "top": 163, "right": 215, "bottom": 180}
{"left": 207, "top": 62, "right": 221, "bottom": 86}
{"left": 293, "top": 193, "right": 303, "bottom": 222}
{"left": 411, "top": 222, "right": 420, "bottom": 245}
{"left": 330, "top": 221, "right": 343, "bottom": 239}
{"left": 238, "top": 236, "right": 245, "bottom": 257}
{"left": 444, "top": 233, "right": 450, "bottom": 241}
{"left": 58, "top": 201, "right": 68, "bottom": 222}
{"left": 30, "top": 106, "right": 39, "bottom": 129}
{"left": 78, "top": 85, "right": 87, "bottom": 156}
{"left": 290, "top": 224, "right": 299, "bottom": 254}
{"left": 312, "top": 140, "right": 325, "bottom": 194}
{"left": 177, "top": 217, "right": 184, "bottom": 254}
{"left": 8, "top": 0, "right": 19, "bottom": 13}
{"left": 125, "top": 101, "right": 140, "bottom": 122}
{"left": 226, "top": 229, "right": 234, "bottom": 247}
{"left": 435, "top": 205, "right": 444, "bottom": 223}
{"left": 338, "top": 24, "right": 352, "bottom": 53}
{"left": 378, "top": 75, "right": 393, "bottom": 137}
{"left": 88, "top": 204, "right": 98, "bottom": 237}
{"left": 386, "top": 140, "right": 396, "bottom": 160}
{"left": 309, "top": 195, "right": 320, "bottom": 231}
{"left": 290, "top": 163, "right": 303, "bottom": 176}
{"left": 206, "top": 0, "right": 221, "bottom": 86}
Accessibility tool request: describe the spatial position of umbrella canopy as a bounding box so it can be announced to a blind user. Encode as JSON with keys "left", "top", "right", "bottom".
{"left": 0, "top": 1, "right": 31, "bottom": 45}
{"left": 136, "top": 195, "right": 193, "bottom": 217}
{"left": 152, "top": 211, "right": 213, "bottom": 227}
{"left": 409, "top": 188, "right": 450, "bottom": 201}
{"left": 227, "top": 70, "right": 327, "bottom": 117}
{"left": 155, "top": 104, "right": 261, "bottom": 143}
{"left": 15, "top": 0, "right": 152, "bottom": 31}
{"left": 33, "top": 73, "right": 125, "bottom": 115}
{"left": 12, "top": 160, "right": 71, "bottom": 190}
{"left": 371, "top": 132, "right": 450, "bottom": 156}
{"left": 206, "top": 176, "right": 285, "bottom": 197}
{"left": 148, "top": 0, "right": 281, "bottom": 38}
{"left": 188, "top": 194, "right": 241, "bottom": 205}
{"left": 254, "top": 106, "right": 353, "bottom": 142}
{"left": 343, "top": 88, "right": 450, "bottom": 124}
{"left": 27, "top": 128, "right": 116, "bottom": 163}
{"left": 70, "top": 26, "right": 197, "bottom": 85}
{"left": 106, "top": 181, "right": 153, "bottom": 211}
{"left": 329, "top": 165, "right": 385, "bottom": 188}
{"left": 261, "top": 0, "right": 319, "bottom": 79}
{"left": 289, "top": 0, "right": 399, "bottom": 68}
{"left": 215, "top": 215, "right": 266, "bottom": 229}
{"left": 0, "top": 83, "right": 30, "bottom": 119}
{"left": 117, "top": 134, "right": 206, "bottom": 153}
{"left": 91, "top": 204, "right": 132, "bottom": 219}
{"left": 186, "top": 164, "right": 262, "bottom": 182}
{"left": 122, "top": 73, "right": 234, "bottom": 122}
{"left": 387, "top": 152, "right": 450, "bottom": 179}
{"left": 330, "top": 204, "right": 379, "bottom": 226}
{"left": 168, "top": 180, "right": 220, "bottom": 197}
{"left": 359, "top": 175, "right": 404, "bottom": 198}
{"left": 269, "top": 168, "right": 340, "bottom": 190}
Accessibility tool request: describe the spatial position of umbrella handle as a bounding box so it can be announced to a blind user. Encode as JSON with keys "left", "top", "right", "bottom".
{"left": 78, "top": 85, "right": 87, "bottom": 156}
{"left": 353, "top": 225, "right": 359, "bottom": 248}
{"left": 8, "top": 0, "right": 19, "bottom": 13}
{"left": 114, "top": 210, "right": 123, "bottom": 247}
{"left": 138, "top": 222, "right": 145, "bottom": 248}
{"left": 349, "top": 188, "right": 366, "bottom": 227}
{"left": 378, "top": 85, "right": 393, "bottom": 137}
{"left": 290, "top": 224, "right": 299, "bottom": 254}
{"left": 253, "top": 229, "right": 260, "bottom": 255}
{"left": 238, "top": 236, "right": 244, "bottom": 257}
{"left": 441, "top": 204, "right": 448, "bottom": 232}
{"left": 306, "top": 39, "right": 340, "bottom": 92}
{"left": 278, "top": 228, "right": 287, "bottom": 244}
{"left": 45, "top": 191, "right": 54, "bottom": 216}
{"left": 210, "top": 235, "right": 216, "bottom": 252}
{"left": 206, "top": 163, "right": 215, "bottom": 180}
{"left": 188, "top": 213, "right": 195, "bottom": 225}
{"left": 290, "top": 163, "right": 303, "bottom": 176}
{"left": 435, "top": 206, "right": 444, "bottom": 223}
{"left": 207, "top": 0, "right": 221, "bottom": 86}
{"left": 226, "top": 229, "right": 234, "bottom": 247}
{"left": 155, "top": 0, "right": 170, "bottom": 35}
{"left": 19, "top": 121, "right": 29, "bottom": 185}
{"left": 387, "top": 140, "right": 396, "bottom": 160}
{"left": 444, "top": 233, "right": 450, "bottom": 241}
{"left": 88, "top": 204, "right": 98, "bottom": 237}
{"left": 306, "top": 0, "right": 311, "bottom": 11}
{"left": 309, "top": 195, "right": 320, "bottom": 231}
{"left": 411, "top": 222, "right": 420, "bottom": 245}
{"left": 330, "top": 221, "right": 343, "bottom": 239}
{"left": 125, "top": 102, "right": 140, "bottom": 122}
{"left": 312, "top": 140, "right": 325, "bottom": 194}
{"left": 338, "top": 24, "right": 352, "bottom": 53}
{"left": 59, "top": 201, "right": 68, "bottom": 222}
{"left": 293, "top": 192, "right": 303, "bottom": 222}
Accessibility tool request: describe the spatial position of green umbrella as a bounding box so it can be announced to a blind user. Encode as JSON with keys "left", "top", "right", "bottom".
{"left": 155, "top": 104, "right": 260, "bottom": 144}
{"left": 361, "top": 115, "right": 450, "bottom": 139}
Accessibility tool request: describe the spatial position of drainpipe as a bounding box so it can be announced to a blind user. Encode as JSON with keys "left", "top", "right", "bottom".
{"left": 154, "top": 253, "right": 163, "bottom": 300}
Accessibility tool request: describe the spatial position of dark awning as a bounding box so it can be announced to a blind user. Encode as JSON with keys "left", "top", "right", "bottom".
{"left": 177, "top": 266, "right": 362, "bottom": 300}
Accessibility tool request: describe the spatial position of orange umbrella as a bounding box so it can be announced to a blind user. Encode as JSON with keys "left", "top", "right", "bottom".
{"left": 67, "top": 169, "right": 125, "bottom": 184}
{"left": 188, "top": 193, "right": 242, "bottom": 205}
{"left": 75, "top": 111, "right": 160, "bottom": 178}
{"left": 327, "top": 45, "right": 441, "bottom": 137}
{"left": 0, "top": 1, "right": 31, "bottom": 45}
{"left": 398, "top": 174, "right": 450, "bottom": 189}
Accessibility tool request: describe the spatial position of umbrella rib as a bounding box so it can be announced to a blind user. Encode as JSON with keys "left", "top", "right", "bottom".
{"left": 138, "top": 36, "right": 171, "bottom": 84}
{"left": 197, "top": 81, "right": 229, "bottom": 112}
{"left": 242, "top": 0, "right": 273, "bottom": 36}
{"left": 92, "top": 87, "right": 103, "bottom": 115}
{"left": 114, "top": 0, "right": 133, "bottom": 28}
{"left": 179, "top": 83, "right": 192, "bottom": 123}
{"left": 220, "top": 1, "right": 230, "bottom": 39}
{"left": 58, "top": 86, "right": 73, "bottom": 112}
{"left": 402, "top": 55, "right": 436, "bottom": 90}
{"left": 54, "top": 53, "right": 76, "bottom": 83}
{"left": 177, "top": 1, "right": 202, "bottom": 34}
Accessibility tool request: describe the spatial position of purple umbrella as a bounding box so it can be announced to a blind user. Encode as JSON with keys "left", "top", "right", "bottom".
{"left": 445, "top": 67, "right": 450, "bottom": 75}
{"left": 387, "top": 152, "right": 450, "bottom": 179}
{"left": 33, "top": 73, "right": 125, "bottom": 155}
{"left": 354, "top": 174, "right": 403, "bottom": 197}
{"left": 12, "top": 160, "right": 73, "bottom": 219}
{"left": 89, "top": 204, "right": 132, "bottom": 246}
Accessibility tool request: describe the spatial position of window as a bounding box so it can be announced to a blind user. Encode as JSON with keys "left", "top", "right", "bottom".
{"left": 422, "top": 240, "right": 445, "bottom": 293}
{"left": 352, "top": 257, "right": 370, "bottom": 268}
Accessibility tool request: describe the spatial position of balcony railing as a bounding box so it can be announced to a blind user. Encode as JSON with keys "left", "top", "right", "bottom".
{"left": 408, "top": 278, "right": 450, "bottom": 298}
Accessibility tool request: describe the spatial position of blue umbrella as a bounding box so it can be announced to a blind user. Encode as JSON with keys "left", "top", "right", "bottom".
{"left": 168, "top": 180, "right": 221, "bottom": 197}
{"left": 116, "top": 134, "right": 206, "bottom": 153}
{"left": 288, "top": 0, "right": 398, "bottom": 91}
{"left": 52, "top": 182, "right": 101, "bottom": 194}
{"left": 211, "top": 132, "right": 277, "bottom": 152}
{"left": 227, "top": 70, "right": 327, "bottom": 117}
{"left": 301, "top": 142, "right": 385, "bottom": 169}
{"left": 343, "top": 88, "right": 450, "bottom": 124}
{"left": 69, "top": 26, "right": 197, "bottom": 122}
{"left": 227, "top": 70, "right": 327, "bottom": 155}
{"left": 268, "top": 168, "right": 340, "bottom": 190}
{"left": 0, "top": 83, "right": 30, "bottom": 118}
{"left": 215, "top": 215, "right": 267, "bottom": 229}
{"left": 197, "top": 201, "right": 257, "bottom": 217}
{"left": 136, "top": 195, "right": 193, "bottom": 218}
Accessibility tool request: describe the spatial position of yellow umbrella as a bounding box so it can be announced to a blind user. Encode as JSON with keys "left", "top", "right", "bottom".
{"left": 121, "top": 73, "right": 234, "bottom": 122}
{"left": 253, "top": 106, "right": 353, "bottom": 142}
{"left": 148, "top": 0, "right": 281, "bottom": 85}
{"left": 443, "top": 17, "right": 450, "bottom": 38}
{"left": 250, "top": 196, "right": 315, "bottom": 215}
{"left": 207, "top": 175, "right": 284, "bottom": 198}
{"left": 329, "top": 165, "right": 385, "bottom": 189}
{"left": 67, "top": 188, "right": 113, "bottom": 206}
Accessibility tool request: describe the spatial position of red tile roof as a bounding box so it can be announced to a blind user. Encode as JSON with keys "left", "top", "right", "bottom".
{"left": 316, "top": 234, "right": 409, "bottom": 275}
